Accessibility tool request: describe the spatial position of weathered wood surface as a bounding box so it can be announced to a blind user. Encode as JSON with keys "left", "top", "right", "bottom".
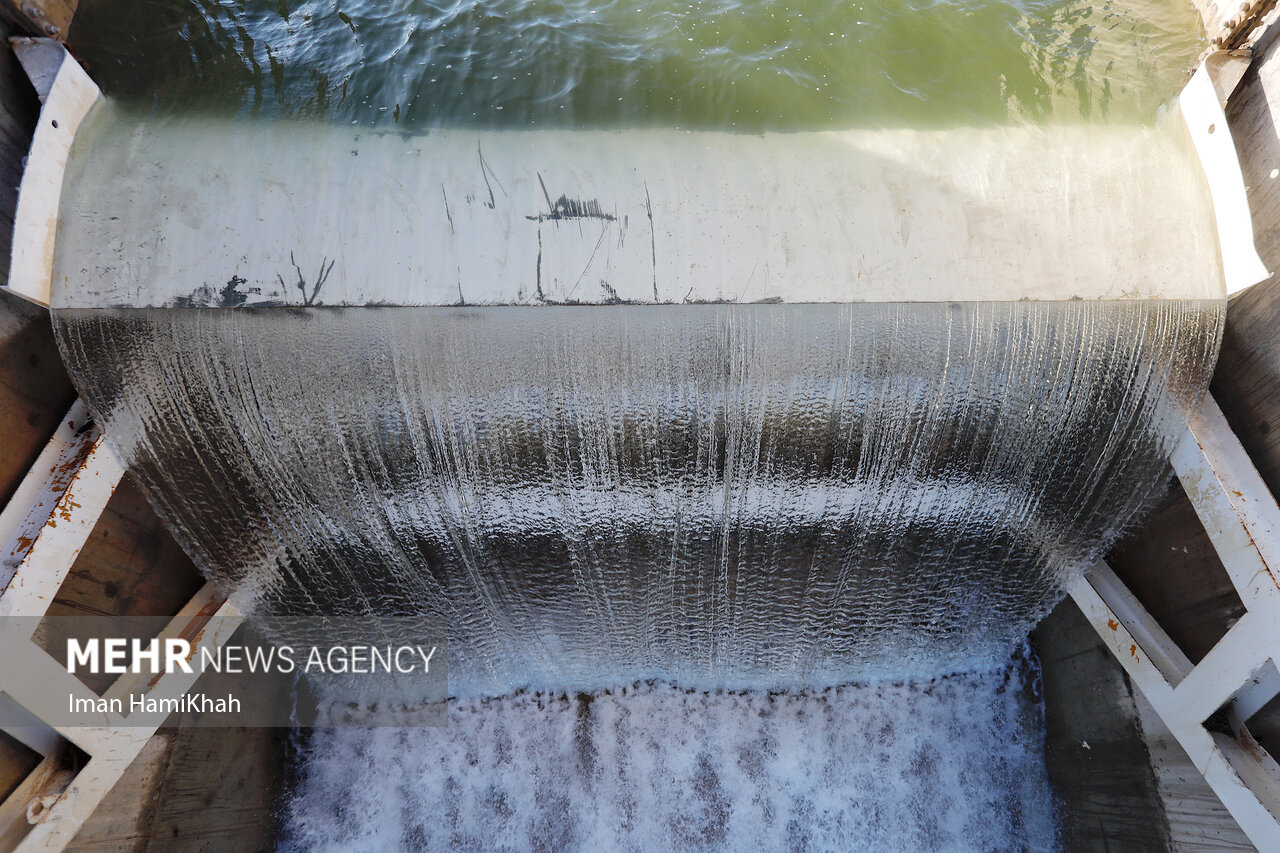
{"left": 35, "top": 472, "right": 204, "bottom": 625}
{"left": 0, "top": 734, "right": 39, "bottom": 807}
{"left": 0, "top": 18, "right": 289, "bottom": 852}
{"left": 63, "top": 727, "right": 287, "bottom": 853}
{"left": 1212, "top": 277, "right": 1280, "bottom": 500}
{"left": 1031, "top": 602, "right": 1172, "bottom": 852}
{"left": 32, "top": 473, "right": 206, "bottom": 696}
{"left": 1135, "top": 691, "right": 1258, "bottom": 850}
{"left": 1249, "top": 690, "right": 1280, "bottom": 766}
{"left": 1075, "top": 30, "right": 1280, "bottom": 847}
{"left": 1213, "top": 45, "right": 1280, "bottom": 490}
{"left": 0, "top": 290, "right": 74, "bottom": 509}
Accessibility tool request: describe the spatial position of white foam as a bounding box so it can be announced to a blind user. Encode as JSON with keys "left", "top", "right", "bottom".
{"left": 279, "top": 662, "right": 1057, "bottom": 851}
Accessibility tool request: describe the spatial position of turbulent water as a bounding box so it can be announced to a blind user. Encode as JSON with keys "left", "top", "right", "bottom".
{"left": 52, "top": 301, "right": 1221, "bottom": 696}
{"left": 68, "top": 0, "right": 1202, "bottom": 128}
{"left": 279, "top": 668, "right": 1056, "bottom": 852}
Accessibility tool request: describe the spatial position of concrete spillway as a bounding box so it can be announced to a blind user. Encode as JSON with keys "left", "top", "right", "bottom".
{"left": 50, "top": 104, "right": 1231, "bottom": 308}
{"left": 0, "top": 30, "right": 1272, "bottom": 853}
{"left": 23, "top": 51, "right": 1244, "bottom": 697}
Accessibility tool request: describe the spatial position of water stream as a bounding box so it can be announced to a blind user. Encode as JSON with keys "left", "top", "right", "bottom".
{"left": 49, "top": 0, "right": 1221, "bottom": 846}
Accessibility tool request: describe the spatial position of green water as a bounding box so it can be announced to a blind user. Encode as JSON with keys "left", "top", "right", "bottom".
{"left": 69, "top": 0, "right": 1203, "bottom": 129}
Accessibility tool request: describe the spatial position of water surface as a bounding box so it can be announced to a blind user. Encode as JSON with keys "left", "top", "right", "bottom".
{"left": 69, "top": 0, "right": 1204, "bottom": 128}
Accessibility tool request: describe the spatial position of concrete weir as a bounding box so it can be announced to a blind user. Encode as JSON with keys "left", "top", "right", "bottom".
{"left": 0, "top": 6, "right": 1277, "bottom": 852}
{"left": 9, "top": 45, "right": 1258, "bottom": 309}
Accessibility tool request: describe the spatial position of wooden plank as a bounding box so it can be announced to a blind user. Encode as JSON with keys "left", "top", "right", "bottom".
{"left": 7, "top": 597, "right": 244, "bottom": 853}
{"left": 1212, "top": 277, "right": 1280, "bottom": 503}
{"left": 57, "top": 734, "right": 170, "bottom": 853}
{"left": 1136, "top": 690, "right": 1257, "bottom": 851}
{"left": 1072, "top": 571, "right": 1280, "bottom": 851}
{"left": 0, "top": 735, "right": 38, "bottom": 809}
{"left": 1085, "top": 561, "right": 1195, "bottom": 685}
{"left": 1225, "top": 41, "right": 1280, "bottom": 279}
{"left": 0, "top": 295, "right": 77, "bottom": 511}
{"left": 1172, "top": 614, "right": 1273, "bottom": 723}
{"left": 1212, "top": 36, "right": 1280, "bottom": 591}
{"left": 0, "top": 743, "right": 80, "bottom": 853}
{"left": 33, "top": 473, "right": 205, "bottom": 696}
{"left": 1177, "top": 395, "right": 1280, "bottom": 617}
{"left": 1248, "top": 689, "right": 1280, "bottom": 767}
{"left": 61, "top": 727, "right": 287, "bottom": 853}
{"left": 0, "top": 413, "right": 124, "bottom": 619}
{"left": 1030, "top": 601, "right": 1173, "bottom": 852}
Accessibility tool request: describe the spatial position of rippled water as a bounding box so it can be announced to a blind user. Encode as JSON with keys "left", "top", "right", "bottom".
{"left": 69, "top": 0, "right": 1203, "bottom": 128}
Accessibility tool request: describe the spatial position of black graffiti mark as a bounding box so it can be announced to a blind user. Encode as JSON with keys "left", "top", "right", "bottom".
{"left": 220, "top": 275, "right": 259, "bottom": 307}
{"left": 172, "top": 286, "right": 215, "bottom": 308}
{"left": 644, "top": 181, "right": 657, "bottom": 302}
{"left": 174, "top": 275, "right": 261, "bottom": 308}
{"left": 278, "top": 252, "right": 334, "bottom": 307}
{"left": 441, "top": 183, "right": 455, "bottom": 235}
{"left": 535, "top": 223, "right": 544, "bottom": 302}
{"left": 527, "top": 173, "right": 616, "bottom": 224}
{"left": 527, "top": 194, "right": 617, "bottom": 223}
{"left": 477, "top": 142, "right": 506, "bottom": 210}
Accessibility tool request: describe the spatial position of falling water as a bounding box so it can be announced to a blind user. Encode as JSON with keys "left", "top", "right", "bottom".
{"left": 45, "top": 0, "right": 1224, "bottom": 845}
{"left": 51, "top": 300, "right": 1221, "bottom": 696}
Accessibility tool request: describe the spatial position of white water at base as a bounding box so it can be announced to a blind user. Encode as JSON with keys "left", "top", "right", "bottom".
{"left": 279, "top": 662, "right": 1055, "bottom": 852}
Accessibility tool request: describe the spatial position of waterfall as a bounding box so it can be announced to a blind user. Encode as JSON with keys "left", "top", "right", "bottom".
{"left": 52, "top": 300, "right": 1220, "bottom": 697}
{"left": 40, "top": 45, "right": 1228, "bottom": 846}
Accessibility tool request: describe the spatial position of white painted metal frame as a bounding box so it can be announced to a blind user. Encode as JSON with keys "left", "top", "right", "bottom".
{"left": 4, "top": 38, "right": 100, "bottom": 308}
{"left": 1072, "top": 393, "right": 1280, "bottom": 852}
{"left": 1182, "top": 55, "right": 1271, "bottom": 295}
{"left": 0, "top": 402, "right": 242, "bottom": 853}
